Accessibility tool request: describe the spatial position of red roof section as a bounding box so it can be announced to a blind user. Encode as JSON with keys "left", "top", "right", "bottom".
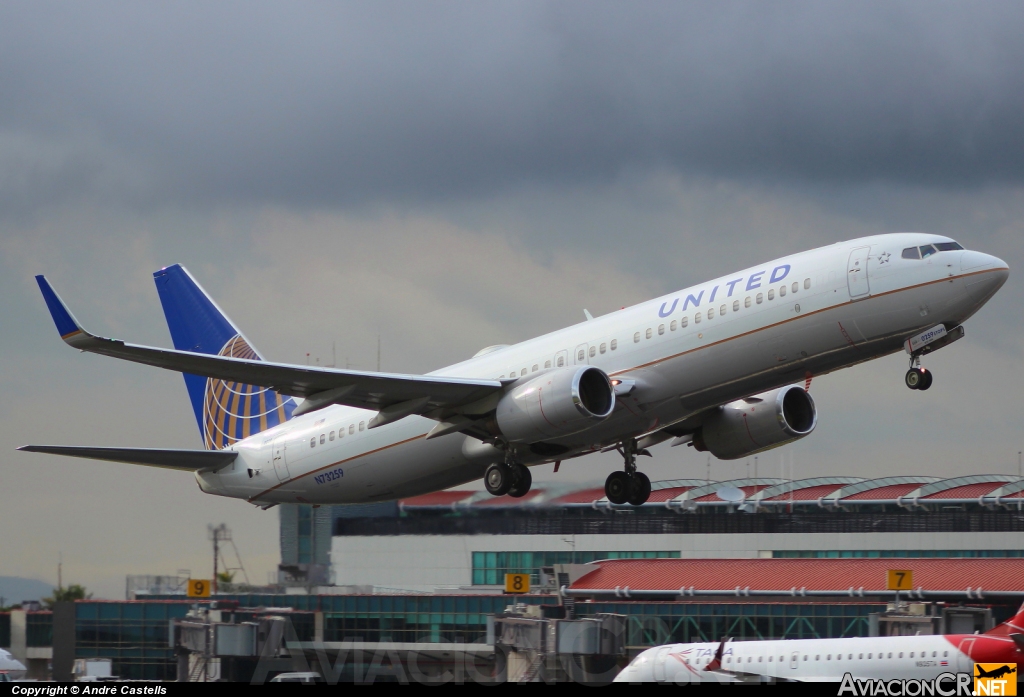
{"left": 473, "top": 490, "right": 543, "bottom": 506}
{"left": 546, "top": 487, "right": 607, "bottom": 505}
{"left": 647, "top": 486, "right": 698, "bottom": 503}
{"left": 764, "top": 484, "right": 847, "bottom": 501}
{"left": 923, "top": 482, "right": 1012, "bottom": 500}
{"left": 844, "top": 483, "right": 921, "bottom": 500}
{"left": 693, "top": 485, "right": 770, "bottom": 502}
{"left": 571, "top": 558, "right": 1024, "bottom": 592}
{"left": 400, "top": 491, "right": 473, "bottom": 507}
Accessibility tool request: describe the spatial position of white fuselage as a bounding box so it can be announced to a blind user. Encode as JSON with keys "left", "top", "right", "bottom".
{"left": 615, "top": 633, "right": 1019, "bottom": 683}
{"left": 192, "top": 233, "right": 1008, "bottom": 506}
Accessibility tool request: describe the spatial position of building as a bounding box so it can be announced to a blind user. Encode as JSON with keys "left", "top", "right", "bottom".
{"left": 321, "top": 475, "right": 1024, "bottom": 593}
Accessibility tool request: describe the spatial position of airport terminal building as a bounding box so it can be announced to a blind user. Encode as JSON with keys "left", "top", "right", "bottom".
{"left": 4, "top": 474, "right": 1023, "bottom": 681}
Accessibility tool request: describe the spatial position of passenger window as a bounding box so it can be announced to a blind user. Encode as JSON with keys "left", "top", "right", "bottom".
{"left": 658, "top": 324, "right": 665, "bottom": 335}
{"left": 359, "top": 421, "right": 365, "bottom": 431}
{"left": 826, "top": 655, "right": 831, "bottom": 660}
{"left": 720, "top": 304, "right": 726, "bottom": 315}
{"left": 791, "top": 282, "right": 798, "bottom": 293}
{"left": 633, "top": 332, "right": 640, "bottom": 343}
{"left": 645, "top": 328, "right": 652, "bottom": 339}
{"left": 544, "top": 360, "right": 551, "bottom": 369}
{"left": 707, "top": 307, "right": 715, "bottom": 319}
{"left": 587, "top": 346, "right": 594, "bottom": 358}
{"left": 532, "top": 364, "right": 538, "bottom": 372}
{"left": 310, "top": 437, "right": 316, "bottom": 448}
{"left": 919, "top": 245, "right": 937, "bottom": 258}
{"left": 733, "top": 300, "right": 739, "bottom": 312}
{"left": 599, "top": 343, "right": 606, "bottom": 354}
{"left": 320, "top": 434, "right": 325, "bottom": 444}
{"left": 909, "top": 652, "right": 914, "bottom": 658}
{"left": 935, "top": 241, "right": 963, "bottom": 251}
{"left": 522, "top": 367, "right": 528, "bottom": 375}
{"left": 779, "top": 285, "right": 787, "bottom": 297}
{"left": 804, "top": 278, "right": 811, "bottom": 290}
{"left": 681, "top": 316, "right": 688, "bottom": 328}
{"left": 768, "top": 289, "right": 775, "bottom": 300}
{"left": 769, "top": 656, "right": 773, "bottom": 662}
{"left": 756, "top": 293, "right": 763, "bottom": 304}
{"left": 888, "top": 653, "right": 892, "bottom": 659}
{"left": 349, "top": 425, "right": 355, "bottom": 435}
{"left": 670, "top": 320, "right": 677, "bottom": 331}
{"left": 610, "top": 339, "right": 617, "bottom": 350}
{"left": 557, "top": 356, "right": 565, "bottom": 367}
{"left": 695, "top": 312, "right": 701, "bottom": 324}
{"left": 744, "top": 296, "right": 751, "bottom": 308}
{"left": 329, "top": 431, "right": 335, "bottom": 441}
{"left": 338, "top": 427, "right": 343, "bottom": 438}
{"left": 858, "top": 654, "right": 863, "bottom": 659}
{"left": 902, "top": 247, "right": 921, "bottom": 259}
{"left": 578, "top": 349, "right": 585, "bottom": 361}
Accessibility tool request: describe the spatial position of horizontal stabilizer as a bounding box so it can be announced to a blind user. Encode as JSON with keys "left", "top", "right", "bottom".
{"left": 17, "top": 445, "right": 238, "bottom": 472}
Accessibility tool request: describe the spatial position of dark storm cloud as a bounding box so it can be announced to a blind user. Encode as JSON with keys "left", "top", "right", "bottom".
{"left": 1, "top": 0, "right": 1023, "bottom": 210}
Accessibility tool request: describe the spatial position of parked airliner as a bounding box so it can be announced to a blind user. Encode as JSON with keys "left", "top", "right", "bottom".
{"left": 615, "top": 603, "right": 1024, "bottom": 683}
{"left": 21, "top": 233, "right": 1008, "bottom": 507}
{"left": 0, "top": 649, "right": 27, "bottom": 681}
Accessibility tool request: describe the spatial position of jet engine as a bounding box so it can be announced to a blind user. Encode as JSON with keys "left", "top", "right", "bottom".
{"left": 493, "top": 366, "right": 615, "bottom": 443}
{"left": 693, "top": 385, "right": 817, "bottom": 460}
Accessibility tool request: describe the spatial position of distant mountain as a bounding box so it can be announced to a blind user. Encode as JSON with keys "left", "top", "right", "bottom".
{"left": 0, "top": 577, "right": 54, "bottom": 606}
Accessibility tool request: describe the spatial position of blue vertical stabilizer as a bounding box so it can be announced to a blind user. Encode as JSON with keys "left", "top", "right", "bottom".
{"left": 153, "top": 265, "right": 295, "bottom": 449}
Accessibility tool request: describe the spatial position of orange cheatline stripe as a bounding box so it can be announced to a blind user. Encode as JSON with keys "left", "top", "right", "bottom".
{"left": 248, "top": 434, "right": 426, "bottom": 502}
{"left": 61, "top": 329, "right": 84, "bottom": 339}
{"left": 609, "top": 268, "right": 1000, "bottom": 377}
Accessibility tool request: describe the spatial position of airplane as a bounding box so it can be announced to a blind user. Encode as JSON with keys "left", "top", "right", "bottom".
{"left": 19, "top": 233, "right": 1008, "bottom": 508}
{"left": 0, "top": 648, "right": 27, "bottom": 681}
{"left": 615, "top": 602, "right": 1024, "bottom": 683}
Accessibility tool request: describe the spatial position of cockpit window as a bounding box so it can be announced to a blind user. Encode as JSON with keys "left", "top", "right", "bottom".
{"left": 934, "top": 242, "right": 964, "bottom": 251}
{"left": 919, "top": 245, "right": 937, "bottom": 258}
{"left": 902, "top": 247, "right": 920, "bottom": 259}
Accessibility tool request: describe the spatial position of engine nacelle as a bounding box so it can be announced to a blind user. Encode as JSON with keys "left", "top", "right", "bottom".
{"left": 693, "top": 385, "right": 817, "bottom": 460}
{"left": 494, "top": 366, "right": 615, "bottom": 443}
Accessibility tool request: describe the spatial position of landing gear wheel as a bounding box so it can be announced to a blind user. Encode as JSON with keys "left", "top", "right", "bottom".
{"left": 627, "top": 471, "right": 652, "bottom": 506}
{"left": 507, "top": 463, "right": 532, "bottom": 498}
{"left": 605, "top": 471, "right": 632, "bottom": 505}
{"left": 905, "top": 368, "right": 925, "bottom": 390}
{"left": 484, "top": 463, "right": 513, "bottom": 496}
{"left": 918, "top": 369, "right": 933, "bottom": 391}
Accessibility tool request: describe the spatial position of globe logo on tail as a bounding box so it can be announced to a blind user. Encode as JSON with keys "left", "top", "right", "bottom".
{"left": 202, "top": 335, "right": 295, "bottom": 450}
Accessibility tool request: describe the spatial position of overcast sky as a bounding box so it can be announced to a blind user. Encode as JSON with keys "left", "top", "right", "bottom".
{"left": 2, "top": 1, "right": 1022, "bottom": 599}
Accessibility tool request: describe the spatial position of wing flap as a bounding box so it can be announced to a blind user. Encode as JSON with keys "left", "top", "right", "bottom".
{"left": 18, "top": 445, "right": 238, "bottom": 472}
{"left": 35, "top": 275, "right": 504, "bottom": 418}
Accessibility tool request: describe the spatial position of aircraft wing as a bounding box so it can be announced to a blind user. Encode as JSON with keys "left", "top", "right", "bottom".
{"left": 36, "top": 276, "right": 505, "bottom": 423}
{"left": 17, "top": 445, "right": 238, "bottom": 472}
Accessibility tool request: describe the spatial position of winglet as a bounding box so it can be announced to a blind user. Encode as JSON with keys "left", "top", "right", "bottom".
{"left": 705, "top": 637, "right": 729, "bottom": 672}
{"left": 35, "top": 275, "right": 86, "bottom": 341}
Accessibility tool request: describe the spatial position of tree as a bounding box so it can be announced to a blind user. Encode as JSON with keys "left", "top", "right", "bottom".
{"left": 43, "top": 584, "right": 91, "bottom": 607}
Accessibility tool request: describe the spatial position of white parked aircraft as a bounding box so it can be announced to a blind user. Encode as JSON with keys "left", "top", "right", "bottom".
{"left": 615, "top": 603, "right": 1024, "bottom": 683}
{"left": 21, "top": 233, "right": 1007, "bottom": 507}
{"left": 0, "top": 648, "right": 27, "bottom": 681}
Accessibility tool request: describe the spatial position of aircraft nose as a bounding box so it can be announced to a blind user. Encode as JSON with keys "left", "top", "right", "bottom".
{"left": 960, "top": 250, "right": 1009, "bottom": 276}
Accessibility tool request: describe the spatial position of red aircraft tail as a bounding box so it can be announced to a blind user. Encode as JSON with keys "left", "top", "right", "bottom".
{"left": 985, "top": 602, "right": 1024, "bottom": 637}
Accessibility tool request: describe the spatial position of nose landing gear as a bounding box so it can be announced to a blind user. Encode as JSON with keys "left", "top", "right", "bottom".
{"left": 905, "top": 357, "right": 933, "bottom": 391}
{"left": 604, "top": 440, "right": 652, "bottom": 505}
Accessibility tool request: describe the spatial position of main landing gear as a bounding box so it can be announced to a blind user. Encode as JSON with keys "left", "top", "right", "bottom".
{"left": 605, "top": 440, "right": 652, "bottom": 506}
{"left": 484, "top": 461, "right": 532, "bottom": 498}
{"left": 905, "top": 356, "right": 933, "bottom": 391}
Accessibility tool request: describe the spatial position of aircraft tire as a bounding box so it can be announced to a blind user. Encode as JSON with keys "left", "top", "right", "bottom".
{"left": 605, "top": 471, "right": 631, "bottom": 504}
{"left": 507, "top": 464, "right": 532, "bottom": 498}
{"left": 905, "top": 368, "right": 923, "bottom": 389}
{"left": 484, "top": 463, "right": 513, "bottom": 496}
{"left": 918, "top": 369, "right": 933, "bottom": 391}
{"left": 627, "top": 472, "right": 652, "bottom": 506}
